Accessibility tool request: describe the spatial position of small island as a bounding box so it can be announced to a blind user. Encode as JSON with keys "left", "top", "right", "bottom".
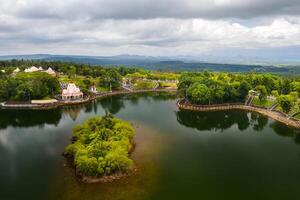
{"left": 64, "top": 113, "right": 136, "bottom": 182}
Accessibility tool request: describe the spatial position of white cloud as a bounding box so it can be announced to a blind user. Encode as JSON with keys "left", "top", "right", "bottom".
{"left": 0, "top": 0, "right": 299, "bottom": 56}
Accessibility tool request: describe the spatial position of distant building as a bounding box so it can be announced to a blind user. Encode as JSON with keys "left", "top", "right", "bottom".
{"left": 24, "top": 66, "right": 56, "bottom": 76}
{"left": 45, "top": 67, "right": 56, "bottom": 76}
{"left": 13, "top": 68, "right": 20, "bottom": 73}
{"left": 61, "top": 83, "right": 83, "bottom": 101}
{"left": 24, "top": 66, "right": 39, "bottom": 72}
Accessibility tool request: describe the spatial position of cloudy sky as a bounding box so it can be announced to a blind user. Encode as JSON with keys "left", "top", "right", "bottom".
{"left": 0, "top": 0, "right": 300, "bottom": 60}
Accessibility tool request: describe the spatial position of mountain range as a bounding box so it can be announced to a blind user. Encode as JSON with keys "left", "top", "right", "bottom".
{"left": 0, "top": 54, "right": 299, "bottom": 74}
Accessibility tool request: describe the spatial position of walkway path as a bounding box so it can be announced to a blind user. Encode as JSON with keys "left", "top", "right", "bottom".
{"left": 245, "top": 95, "right": 254, "bottom": 106}
{"left": 269, "top": 103, "right": 278, "bottom": 111}
{"left": 177, "top": 99, "right": 300, "bottom": 129}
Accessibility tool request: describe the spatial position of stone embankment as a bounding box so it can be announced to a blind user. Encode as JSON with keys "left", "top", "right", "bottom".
{"left": 177, "top": 99, "right": 300, "bottom": 129}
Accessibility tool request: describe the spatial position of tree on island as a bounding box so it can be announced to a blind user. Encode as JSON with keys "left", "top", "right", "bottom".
{"left": 65, "top": 113, "right": 135, "bottom": 177}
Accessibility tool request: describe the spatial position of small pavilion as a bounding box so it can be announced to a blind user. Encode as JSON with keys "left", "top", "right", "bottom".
{"left": 89, "top": 85, "right": 97, "bottom": 93}
{"left": 61, "top": 83, "right": 83, "bottom": 101}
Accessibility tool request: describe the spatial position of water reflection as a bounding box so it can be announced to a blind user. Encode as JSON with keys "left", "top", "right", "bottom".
{"left": 176, "top": 109, "right": 300, "bottom": 145}
{"left": 1, "top": 94, "right": 300, "bottom": 200}
{"left": 98, "top": 92, "right": 177, "bottom": 114}
{"left": 176, "top": 110, "right": 268, "bottom": 131}
{"left": 250, "top": 112, "right": 268, "bottom": 131}
{"left": 98, "top": 95, "right": 125, "bottom": 114}
{"left": 270, "top": 121, "right": 300, "bottom": 145}
{"left": 0, "top": 109, "right": 62, "bottom": 129}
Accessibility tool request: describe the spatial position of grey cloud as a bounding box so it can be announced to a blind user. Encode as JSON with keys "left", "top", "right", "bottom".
{"left": 0, "top": 0, "right": 300, "bottom": 56}
{"left": 7, "top": 0, "right": 300, "bottom": 20}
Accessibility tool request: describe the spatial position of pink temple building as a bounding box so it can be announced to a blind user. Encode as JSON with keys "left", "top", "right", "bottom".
{"left": 61, "top": 83, "right": 83, "bottom": 101}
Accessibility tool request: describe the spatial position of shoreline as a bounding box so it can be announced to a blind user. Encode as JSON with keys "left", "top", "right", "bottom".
{"left": 177, "top": 99, "right": 300, "bottom": 129}
{"left": 63, "top": 152, "right": 138, "bottom": 183}
{"left": 0, "top": 88, "right": 177, "bottom": 110}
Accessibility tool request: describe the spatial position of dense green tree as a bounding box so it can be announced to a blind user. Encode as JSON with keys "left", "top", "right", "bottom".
{"left": 65, "top": 114, "right": 135, "bottom": 177}
{"left": 0, "top": 72, "right": 60, "bottom": 101}
{"left": 187, "top": 83, "right": 211, "bottom": 104}
{"left": 178, "top": 72, "right": 299, "bottom": 105}
{"left": 98, "top": 69, "right": 122, "bottom": 91}
{"left": 289, "top": 92, "right": 298, "bottom": 102}
{"left": 255, "top": 85, "right": 268, "bottom": 101}
{"left": 271, "top": 90, "right": 279, "bottom": 97}
{"left": 238, "top": 81, "right": 251, "bottom": 99}
{"left": 277, "top": 95, "right": 293, "bottom": 113}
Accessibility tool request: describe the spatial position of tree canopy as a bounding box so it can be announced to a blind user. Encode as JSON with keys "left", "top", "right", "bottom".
{"left": 0, "top": 72, "right": 60, "bottom": 101}
{"left": 179, "top": 72, "right": 300, "bottom": 105}
{"left": 65, "top": 114, "right": 135, "bottom": 177}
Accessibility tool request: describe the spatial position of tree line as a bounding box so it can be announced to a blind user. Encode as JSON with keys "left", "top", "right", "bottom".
{"left": 178, "top": 72, "right": 300, "bottom": 112}
{"left": 0, "top": 72, "right": 61, "bottom": 101}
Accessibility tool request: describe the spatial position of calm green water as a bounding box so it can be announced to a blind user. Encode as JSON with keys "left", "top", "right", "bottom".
{"left": 0, "top": 93, "right": 300, "bottom": 200}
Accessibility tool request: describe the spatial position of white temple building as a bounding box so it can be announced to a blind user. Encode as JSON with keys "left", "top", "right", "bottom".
{"left": 61, "top": 83, "right": 83, "bottom": 101}
{"left": 24, "top": 66, "right": 56, "bottom": 76}
{"left": 45, "top": 67, "right": 56, "bottom": 76}
{"left": 24, "top": 66, "right": 39, "bottom": 73}
{"left": 13, "top": 68, "right": 20, "bottom": 73}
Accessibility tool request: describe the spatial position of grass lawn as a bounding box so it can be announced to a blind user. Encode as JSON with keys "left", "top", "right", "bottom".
{"left": 132, "top": 80, "right": 156, "bottom": 90}
{"left": 159, "top": 81, "right": 177, "bottom": 88}
{"left": 252, "top": 96, "right": 274, "bottom": 108}
{"left": 58, "top": 75, "right": 109, "bottom": 92}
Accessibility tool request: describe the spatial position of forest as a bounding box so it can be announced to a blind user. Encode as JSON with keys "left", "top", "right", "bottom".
{"left": 0, "top": 60, "right": 179, "bottom": 101}
{"left": 0, "top": 72, "right": 61, "bottom": 101}
{"left": 178, "top": 72, "right": 300, "bottom": 114}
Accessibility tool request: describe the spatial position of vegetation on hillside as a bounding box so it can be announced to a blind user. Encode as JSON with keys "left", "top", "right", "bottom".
{"left": 65, "top": 113, "right": 135, "bottom": 177}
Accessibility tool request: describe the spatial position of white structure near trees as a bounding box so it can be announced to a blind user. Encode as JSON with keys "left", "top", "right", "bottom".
{"left": 13, "top": 68, "right": 20, "bottom": 73}
{"left": 89, "top": 85, "right": 97, "bottom": 93}
{"left": 45, "top": 67, "right": 56, "bottom": 76}
{"left": 24, "top": 66, "right": 56, "bottom": 76}
{"left": 61, "top": 83, "right": 83, "bottom": 101}
{"left": 24, "top": 66, "right": 40, "bottom": 72}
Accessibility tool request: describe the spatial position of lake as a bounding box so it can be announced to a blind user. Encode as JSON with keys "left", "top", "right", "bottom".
{"left": 0, "top": 92, "right": 300, "bottom": 200}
